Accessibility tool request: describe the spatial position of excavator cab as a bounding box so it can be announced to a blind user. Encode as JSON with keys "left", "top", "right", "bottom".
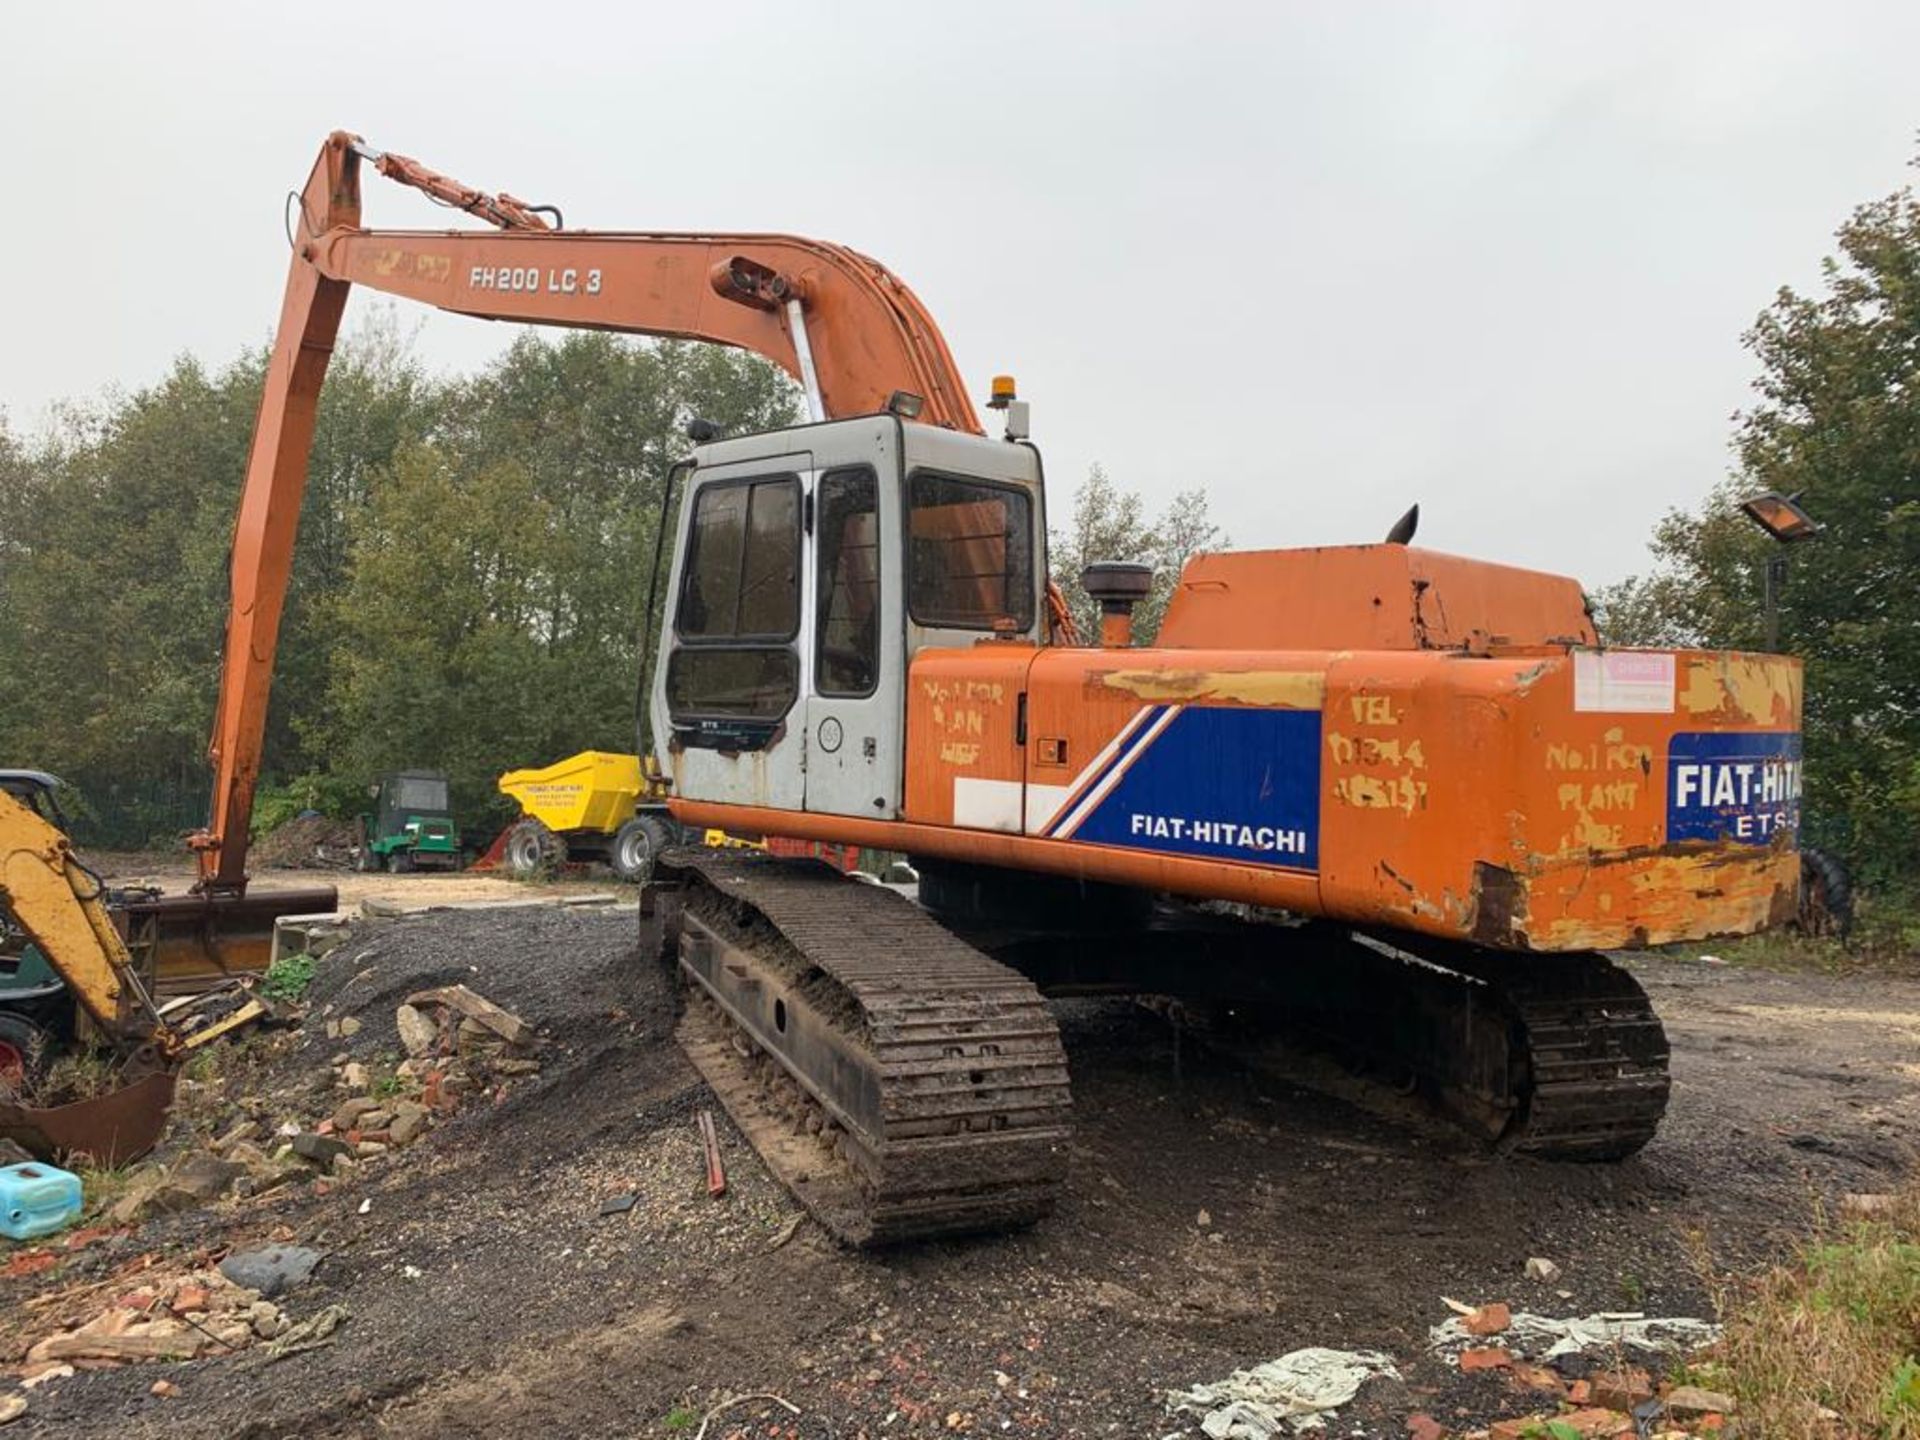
{"left": 650, "top": 417, "right": 1046, "bottom": 824}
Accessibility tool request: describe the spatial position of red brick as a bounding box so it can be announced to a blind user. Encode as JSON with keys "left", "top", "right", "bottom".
{"left": 1590, "top": 1369, "right": 1652, "bottom": 1411}
{"left": 168, "top": 1286, "right": 210, "bottom": 1314}
{"left": 1460, "top": 1347, "right": 1513, "bottom": 1372}
{"left": 1406, "top": 1414, "right": 1446, "bottom": 1440}
{"left": 1464, "top": 1302, "right": 1512, "bottom": 1336}
{"left": 1567, "top": 1380, "right": 1592, "bottom": 1404}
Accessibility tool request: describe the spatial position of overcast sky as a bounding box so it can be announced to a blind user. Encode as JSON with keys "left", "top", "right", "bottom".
{"left": 4, "top": 2, "right": 1916, "bottom": 584}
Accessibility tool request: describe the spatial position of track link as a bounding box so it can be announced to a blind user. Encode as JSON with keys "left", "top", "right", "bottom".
{"left": 651, "top": 851, "right": 1071, "bottom": 1245}
{"left": 1438, "top": 943, "right": 1670, "bottom": 1160}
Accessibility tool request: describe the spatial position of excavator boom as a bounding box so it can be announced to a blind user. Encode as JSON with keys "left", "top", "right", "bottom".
{"left": 193, "top": 131, "right": 981, "bottom": 892}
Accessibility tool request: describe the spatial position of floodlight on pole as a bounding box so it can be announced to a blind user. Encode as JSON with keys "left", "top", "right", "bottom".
{"left": 1736, "top": 491, "right": 1820, "bottom": 651}
{"left": 1738, "top": 491, "right": 1820, "bottom": 545}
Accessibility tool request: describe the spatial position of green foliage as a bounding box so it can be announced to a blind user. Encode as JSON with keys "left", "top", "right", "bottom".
{"left": 1047, "top": 463, "right": 1229, "bottom": 644}
{"left": 305, "top": 333, "right": 799, "bottom": 830}
{"left": 0, "top": 321, "right": 798, "bottom": 849}
{"left": 368, "top": 1062, "right": 407, "bottom": 1101}
{"left": 1596, "top": 166, "right": 1920, "bottom": 897}
{"left": 662, "top": 1406, "right": 698, "bottom": 1431}
{"left": 260, "top": 952, "right": 316, "bottom": 1003}
{"left": 249, "top": 772, "right": 369, "bottom": 837}
{"left": 1886, "top": 1357, "right": 1920, "bottom": 1421}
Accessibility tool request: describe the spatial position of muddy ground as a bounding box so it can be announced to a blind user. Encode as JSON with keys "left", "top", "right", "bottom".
{"left": 5, "top": 868, "right": 1916, "bottom": 1438}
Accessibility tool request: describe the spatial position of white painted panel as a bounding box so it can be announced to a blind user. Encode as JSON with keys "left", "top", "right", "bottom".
{"left": 953, "top": 777, "right": 1025, "bottom": 833}
{"left": 1024, "top": 783, "right": 1073, "bottom": 832}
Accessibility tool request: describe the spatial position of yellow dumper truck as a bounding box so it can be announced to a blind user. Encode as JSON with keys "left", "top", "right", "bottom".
{"left": 495, "top": 751, "right": 689, "bottom": 883}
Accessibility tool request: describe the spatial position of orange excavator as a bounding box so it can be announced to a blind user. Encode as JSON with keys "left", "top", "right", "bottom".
{"left": 25, "top": 132, "right": 1805, "bottom": 1227}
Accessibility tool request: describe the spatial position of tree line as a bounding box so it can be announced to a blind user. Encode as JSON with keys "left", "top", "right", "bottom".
{"left": 0, "top": 320, "right": 1222, "bottom": 850}
{"left": 0, "top": 321, "right": 799, "bottom": 846}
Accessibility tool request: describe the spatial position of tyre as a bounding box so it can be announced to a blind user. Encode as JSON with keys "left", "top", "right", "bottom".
{"left": 504, "top": 818, "right": 567, "bottom": 879}
{"left": 353, "top": 846, "right": 377, "bottom": 874}
{"left": 0, "top": 1011, "right": 57, "bottom": 1091}
{"left": 1796, "top": 847, "right": 1855, "bottom": 940}
{"left": 385, "top": 848, "right": 415, "bottom": 875}
{"left": 610, "top": 815, "right": 677, "bottom": 884}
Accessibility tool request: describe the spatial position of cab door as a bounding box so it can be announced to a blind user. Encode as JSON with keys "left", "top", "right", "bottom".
{"left": 655, "top": 451, "right": 812, "bottom": 812}
{"left": 803, "top": 429, "right": 903, "bottom": 819}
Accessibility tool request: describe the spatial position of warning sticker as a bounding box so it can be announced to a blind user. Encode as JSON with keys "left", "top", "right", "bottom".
{"left": 1573, "top": 651, "right": 1674, "bottom": 714}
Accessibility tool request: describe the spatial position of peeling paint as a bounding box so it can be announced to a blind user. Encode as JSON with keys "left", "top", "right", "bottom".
{"left": 1511, "top": 660, "right": 1552, "bottom": 692}
{"left": 1526, "top": 846, "right": 1797, "bottom": 950}
{"left": 1680, "top": 655, "right": 1801, "bottom": 725}
{"left": 1095, "top": 668, "right": 1326, "bottom": 708}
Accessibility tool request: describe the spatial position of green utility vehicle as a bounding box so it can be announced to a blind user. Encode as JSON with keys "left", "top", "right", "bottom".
{"left": 356, "top": 771, "right": 461, "bottom": 874}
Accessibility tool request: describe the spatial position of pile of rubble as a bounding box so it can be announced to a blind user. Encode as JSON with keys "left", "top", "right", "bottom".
{"left": 108, "top": 983, "right": 537, "bottom": 1223}
{"left": 22, "top": 1264, "right": 292, "bottom": 1372}
{"left": 251, "top": 814, "right": 360, "bottom": 870}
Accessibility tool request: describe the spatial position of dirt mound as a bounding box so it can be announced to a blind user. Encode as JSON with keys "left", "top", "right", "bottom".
{"left": 252, "top": 814, "right": 360, "bottom": 869}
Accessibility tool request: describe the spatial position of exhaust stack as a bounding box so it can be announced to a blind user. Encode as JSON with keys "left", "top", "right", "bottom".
{"left": 1080, "top": 562, "right": 1154, "bottom": 648}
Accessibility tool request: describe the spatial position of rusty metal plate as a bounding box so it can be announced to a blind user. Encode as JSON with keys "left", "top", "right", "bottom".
{"left": 0, "top": 1071, "right": 177, "bottom": 1168}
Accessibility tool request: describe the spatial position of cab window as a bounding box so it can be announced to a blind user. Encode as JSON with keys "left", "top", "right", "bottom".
{"left": 670, "top": 474, "right": 801, "bottom": 724}
{"left": 906, "top": 472, "right": 1034, "bottom": 630}
{"left": 666, "top": 649, "right": 800, "bottom": 720}
{"left": 676, "top": 476, "right": 801, "bottom": 642}
{"left": 816, "top": 468, "right": 880, "bottom": 696}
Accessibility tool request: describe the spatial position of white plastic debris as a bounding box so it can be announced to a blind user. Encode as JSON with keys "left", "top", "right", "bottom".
{"left": 1166, "top": 1348, "right": 1401, "bottom": 1436}
{"left": 1428, "top": 1310, "right": 1718, "bottom": 1363}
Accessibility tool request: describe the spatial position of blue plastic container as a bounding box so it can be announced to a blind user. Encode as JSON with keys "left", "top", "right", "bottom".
{"left": 0, "top": 1161, "right": 83, "bottom": 1241}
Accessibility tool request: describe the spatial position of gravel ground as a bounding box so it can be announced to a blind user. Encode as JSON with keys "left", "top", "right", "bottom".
{"left": 2, "top": 895, "right": 1914, "bottom": 1439}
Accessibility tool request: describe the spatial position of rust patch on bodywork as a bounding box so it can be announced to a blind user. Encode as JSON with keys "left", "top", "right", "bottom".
{"left": 1094, "top": 668, "right": 1326, "bottom": 708}
{"left": 1468, "top": 863, "right": 1528, "bottom": 947}
{"left": 1522, "top": 842, "right": 1799, "bottom": 951}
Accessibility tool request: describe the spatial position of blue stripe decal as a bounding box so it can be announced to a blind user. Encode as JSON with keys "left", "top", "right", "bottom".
{"left": 1044, "top": 704, "right": 1167, "bottom": 836}
{"left": 1068, "top": 707, "right": 1321, "bottom": 871}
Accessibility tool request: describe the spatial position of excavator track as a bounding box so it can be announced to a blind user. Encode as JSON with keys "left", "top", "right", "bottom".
{"left": 954, "top": 899, "right": 1668, "bottom": 1162}
{"left": 650, "top": 851, "right": 1071, "bottom": 1246}
{"left": 1193, "top": 932, "right": 1672, "bottom": 1161}
{"left": 1427, "top": 941, "right": 1671, "bottom": 1160}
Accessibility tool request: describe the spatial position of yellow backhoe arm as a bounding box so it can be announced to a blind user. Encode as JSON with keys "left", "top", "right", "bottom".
{"left": 0, "top": 790, "right": 175, "bottom": 1062}
{"left": 0, "top": 791, "right": 276, "bottom": 1165}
